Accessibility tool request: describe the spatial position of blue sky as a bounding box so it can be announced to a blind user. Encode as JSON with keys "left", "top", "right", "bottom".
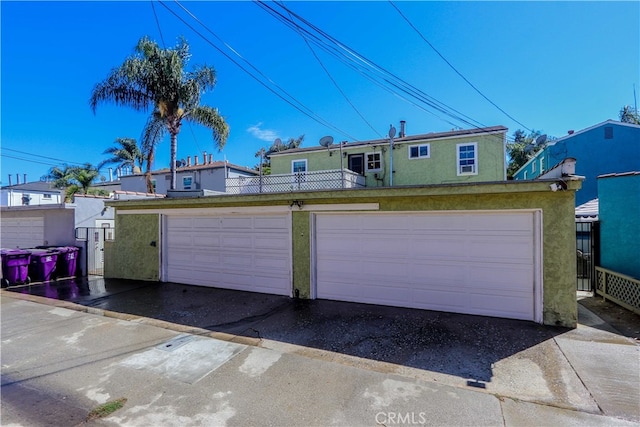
{"left": 2, "top": 1, "right": 638, "bottom": 185}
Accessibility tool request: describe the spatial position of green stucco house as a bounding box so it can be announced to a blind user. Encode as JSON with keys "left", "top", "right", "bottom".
{"left": 268, "top": 125, "right": 507, "bottom": 188}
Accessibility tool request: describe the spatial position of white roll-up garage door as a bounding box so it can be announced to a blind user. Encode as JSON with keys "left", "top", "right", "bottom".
{"left": 164, "top": 214, "right": 291, "bottom": 296}
{"left": 1, "top": 217, "right": 45, "bottom": 249}
{"left": 314, "top": 211, "right": 541, "bottom": 321}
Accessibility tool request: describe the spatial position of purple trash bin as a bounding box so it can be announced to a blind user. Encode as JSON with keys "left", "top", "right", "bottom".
{"left": 28, "top": 249, "right": 59, "bottom": 282}
{"left": 1, "top": 249, "right": 31, "bottom": 287}
{"left": 54, "top": 246, "right": 78, "bottom": 278}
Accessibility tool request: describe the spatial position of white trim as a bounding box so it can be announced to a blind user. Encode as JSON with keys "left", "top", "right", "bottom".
{"left": 533, "top": 209, "right": 543, "bottom": 324}
{"left": 309, "top": 213, "right": 318, "bottom": 299}
{"left": 408, "top": 143, "right": 430, "bottom": 159}
{"left": 291, "top": 159, "right": 307, "bottom": 174}
{"left": 365, "top": 152, "right": 382, "bottom": 172}
{"left": 118, "top": 206, "right": 292, "bottom": 215}
{"left": 182, "top": 175, "right": 194, "bottom": 190}
{"left": 301, "top": 203, "right": 379, "bottom": 212}
{"left": 118, "top": 203, "right": 380, "bottom": 216}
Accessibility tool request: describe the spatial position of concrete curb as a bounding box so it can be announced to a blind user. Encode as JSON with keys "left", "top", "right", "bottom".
{"left": 0, "top": 290, "right": 262, "bottom": 347}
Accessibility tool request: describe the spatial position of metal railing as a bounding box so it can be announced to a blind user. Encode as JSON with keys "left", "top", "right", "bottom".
{"left": 225, "top": 169, "right": 365, "bottom": 194}
{"left": 595, "top": 266, "right": 640, "bottom": 315}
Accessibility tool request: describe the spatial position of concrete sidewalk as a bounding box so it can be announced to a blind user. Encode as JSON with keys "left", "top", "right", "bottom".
{"left": 1, "top": 291, "right": 638, "bottom": 426}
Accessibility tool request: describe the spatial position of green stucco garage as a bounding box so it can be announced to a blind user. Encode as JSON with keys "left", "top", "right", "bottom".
{"left": 104, "top": 179, "right": 580, "bottom": 327}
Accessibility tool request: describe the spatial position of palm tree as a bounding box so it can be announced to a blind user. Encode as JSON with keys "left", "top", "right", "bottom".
{"left": 46, "top": 163, "right": 100, "bottom": 201}
{"left": 90, "top": 36, "right": 229, "bottom": 192}
{"left": 46, "top": 164, "right": 76, "bottom": 190}
{"left": 73, "top": 163, "right": 100, "bottom": 195}
{"left": 98, "top": 137, "right": 145, "bottom": 178}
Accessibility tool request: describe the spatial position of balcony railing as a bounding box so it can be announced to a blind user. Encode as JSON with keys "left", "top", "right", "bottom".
{"left": 225, "top": 169, "right": 365, "bottom": 194}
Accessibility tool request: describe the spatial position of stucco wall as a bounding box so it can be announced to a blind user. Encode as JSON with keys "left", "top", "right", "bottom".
{"left": 598, "top": 173, "right": 640, "bottom": 279}
{"left": 104, "top": 214, "right": 160, "bottom": 281}
{"left": 105, "top": 179, "right": 580, "bottom": 327}
{"left": 270, "top": 132, "right": 505, "bottom": 186}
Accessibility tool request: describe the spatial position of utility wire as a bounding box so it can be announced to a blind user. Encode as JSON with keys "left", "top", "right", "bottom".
{"left": 2, "top": 148, "right": 86, "bottom": 166}
{"left": 283, "top": 4, "right": 383, "bottom": 138}
{"left": 151, "top": 1, "right": 205, "bottom": 155}
{"left": 388, "top": 1, "right": 532, "bottom": 133}
{"left": 163, "top": 0, "right": 359, "bottom": 141}
{"left": 259, "top": 1, "right": 488, "bottom": 132}
{"left": 150, "top": 0, "right": 167, "bottom": 48}
{"left": 1, "top": 153, "right": 72, "bottom": 168}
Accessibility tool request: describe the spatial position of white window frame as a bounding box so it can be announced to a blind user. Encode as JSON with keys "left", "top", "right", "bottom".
{"left": 365, "top": 152, "right": 382, "bottom": 172}
{"left": 291, "top": 159, "right": 308, "bottom": 185}
{"left": 523, "top": 171, "right": 528, "bottom": 180}
{"left": 408, "top": 143, "right": 430, "bottom": 159}
{"left": 151, "top": 179, "right": 157, "bottom": 192}
{"left": 182, "top": 176, "right": 193, "bottom": 190}
{"left": 539, "top": 158, "right": 545, "bottom": 173}
{"left": 532, "top": 161, "right": 536, "bottom": 173}
{"left": 456, "top": 142, "right": 478, "bottom": 176}
{"left": 43, "top": 193, "right": 52, "bottom": 199}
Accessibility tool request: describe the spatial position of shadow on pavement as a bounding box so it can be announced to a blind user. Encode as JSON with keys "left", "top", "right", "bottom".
{"left": 9, "top": 277, "right": 569, "bottom": 384}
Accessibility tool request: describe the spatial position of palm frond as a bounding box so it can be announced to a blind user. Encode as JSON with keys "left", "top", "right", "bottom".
{"left": 187, "top": 106, "right": 229, "bottom": 150}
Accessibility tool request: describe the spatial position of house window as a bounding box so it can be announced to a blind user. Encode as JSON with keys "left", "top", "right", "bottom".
{"left": 366, "top": 152, "right": 381, "bottom": 171}
{"left": 540, "top": 158, "right": 545, "bottom": 173}
{"left": 604, "top": 126, "right": 613, "bottom": 139}
{"left": 182, "top": 176, "right": 193, "bottom": 190}
{"left": 456, "top": 143, "right": 477, "bottom": 175}
{"left": 151, "top": 179, "right": 157, "bottom": 192}
{"left": 291, "top": 159, "right": 307, "bottom": 174}
{"left": 21, "top": 194, "right": 31, "bottom": 206}
{"left": 43, "top": 194, "right": 52, "bottom": 199}
{"left": 532, "top": 161, "right": 536, "bottom": 173}
{"left": 292, "top": 159, "right": 307, "bottom": 185}
{"left": 523, "top": 171, "right": 528, "bottom": 180}
{"left": 409, "top": 144, "right": 430, "bottom": 159}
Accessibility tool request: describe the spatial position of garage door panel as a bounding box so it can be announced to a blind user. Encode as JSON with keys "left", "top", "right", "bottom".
{"left": 315, "top": 211, "right": 539, "bottom": 322}
{"left": 166, "top": 214, "right": 291, "bottom": 296}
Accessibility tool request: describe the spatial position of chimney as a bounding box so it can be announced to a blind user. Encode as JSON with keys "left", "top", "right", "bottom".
{"left": 209, "top": 154, "right": 213, "bottom": 164}
{"left": 194, "top": 154, "right": 199, "bottom": 166}
{"left": 109, "top": 168, "right": 113, "bottom": 182}
{"left": 187, "top": 156, "right": 191, "bottom": 167}
{"left": 8, "top": 174, "right": 12, "bottom": 186}
{"left": 399, "top": 120, "right": 406, "bottom": 138}
{"left": 24, "top": 173, "right": 27, "bottom": 184}
{"left": 16, "top": 174, "right": 20, "bottom": 185}
{"left": 203, "top": 151, "right": 207, "bottom": 165}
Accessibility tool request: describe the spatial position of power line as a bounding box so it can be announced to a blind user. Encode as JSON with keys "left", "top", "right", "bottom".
{"left": 162, "top": 0, "right": 360, "bottom": 141}
{"left": 258, "top": 1, "right": 488, "bottom": 132}
{"left": 388, "top": 1, "right": 532, "bottom": 133}
{"left": 2, "top": 148, "right": 85, "bottom": 166}
{"left": 150, "top": 0, "right": 167, "bottom": 48}
{"left": 285, "top": 7, "right": 383, "bottom": 138}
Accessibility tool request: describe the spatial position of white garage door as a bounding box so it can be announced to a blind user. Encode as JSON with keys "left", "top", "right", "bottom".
{"left": 1, "top": 217, "right": 45, "bottom": 249}
{"left": 314, "top": 211, "right": 540, "bottom": 321}
{"left": 165, "top": 214, "right": 291, "bottom": 296}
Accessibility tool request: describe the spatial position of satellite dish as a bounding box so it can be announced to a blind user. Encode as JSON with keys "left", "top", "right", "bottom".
{"left": 535, "top": 134, "right": 547, "bottom": 146}
{"left": 180, "top": 159, "right": 186, "bottom": 167}
{"left": 274, "top": 138, "right": 283, "bottom": 148}
{"left": 388, "top": 125, "right": 397, "bottom": 139}
{"left": 319, "top": 135, "right": 334, "bottom": 147}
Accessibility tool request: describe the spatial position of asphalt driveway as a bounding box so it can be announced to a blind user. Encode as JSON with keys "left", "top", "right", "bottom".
{"left": 8, "top": 277, "right": 565, "bottom": 381}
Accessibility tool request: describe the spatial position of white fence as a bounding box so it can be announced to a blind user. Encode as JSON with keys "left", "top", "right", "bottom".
{"left": 226, "top": 169, "right": 365, "bottom": 194}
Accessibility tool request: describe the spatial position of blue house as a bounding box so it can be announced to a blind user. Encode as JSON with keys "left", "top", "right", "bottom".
{"left": 598, "top": 171, "right": 640, "bottom": 280}
{"left": 513, "top": 120, "right": 640, "bottom": 206}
